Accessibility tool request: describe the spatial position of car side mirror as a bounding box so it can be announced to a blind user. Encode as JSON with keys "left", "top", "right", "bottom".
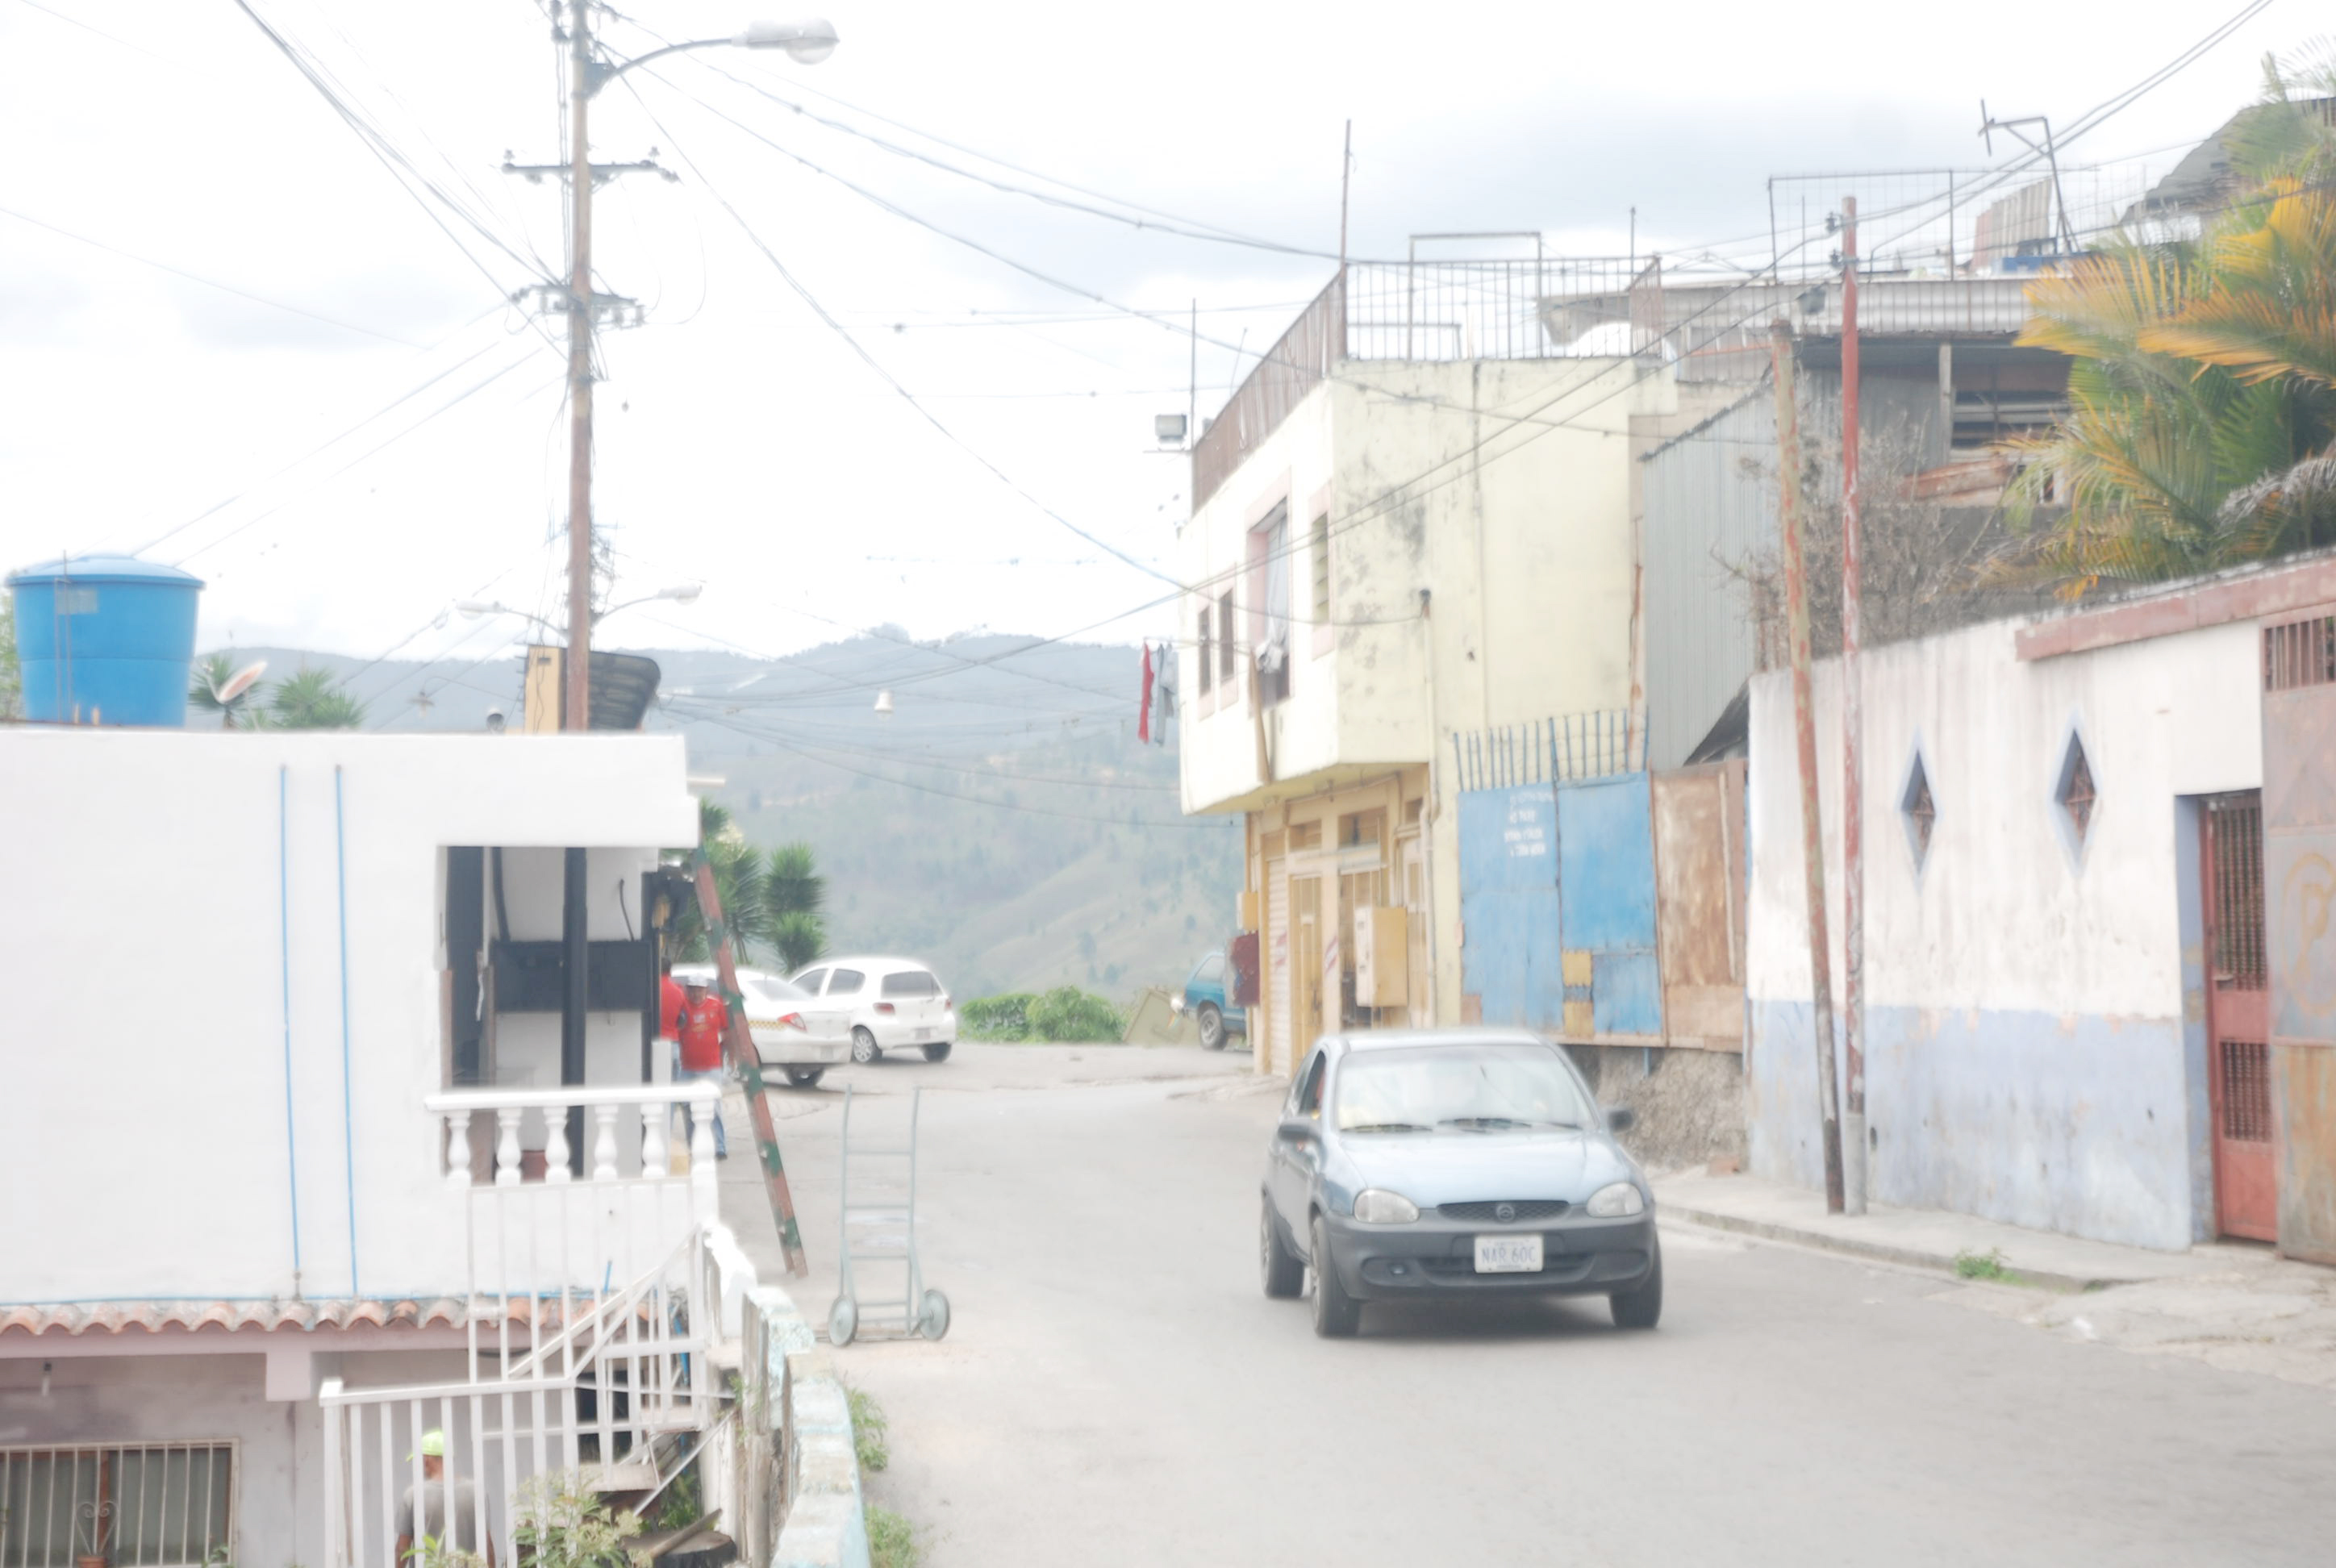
{"left": 1607, "top": 1106, "right": 1637, "bottom": 1132}
{"left": 1276, "top": 1121, "right": 1316, "bottom": 1145}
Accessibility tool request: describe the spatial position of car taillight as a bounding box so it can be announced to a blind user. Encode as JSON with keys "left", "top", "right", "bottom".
{"left": 875, "top": 1002, "right": 895, "bottom": 1015}
{"left": 779, "top": 1012, "right": 805, "bottom": 1030}
{"left": 939, "top": 995, "right": 949, "bottom": 1008}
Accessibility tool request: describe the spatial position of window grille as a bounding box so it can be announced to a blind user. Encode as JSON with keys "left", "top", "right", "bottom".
{"left": 1196, "top": 607, "right": 1213, "bottom": 696}
{"left": 2205, "top": 794, "right": 2266, "bottom": 989}
{"left": 0, "top": 1442, "right": 236, "bottom": 1568}
{"left": 2263, "top": 614, "right": 2336, "bottom": 690}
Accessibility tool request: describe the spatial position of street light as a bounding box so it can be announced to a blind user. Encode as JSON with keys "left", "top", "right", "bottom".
{"left": 552, "top": 9, "right": 839, "bottom": 734}
{"left": 582, "top": 17, "right": 841, "bottom": 96}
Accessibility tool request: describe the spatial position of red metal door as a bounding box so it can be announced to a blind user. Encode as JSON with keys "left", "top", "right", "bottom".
{"left": 2203, "top": 793, "right": 2277, "bottom": 1241}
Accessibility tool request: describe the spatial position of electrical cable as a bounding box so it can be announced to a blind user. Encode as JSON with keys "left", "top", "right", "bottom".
{"left": 0, "top": 204, "right": 429, "bottom": 347}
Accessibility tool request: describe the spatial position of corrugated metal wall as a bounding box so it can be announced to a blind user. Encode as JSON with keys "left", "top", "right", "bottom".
{"left": 1642, "top": 389, "right": 1775, "bottom": 769}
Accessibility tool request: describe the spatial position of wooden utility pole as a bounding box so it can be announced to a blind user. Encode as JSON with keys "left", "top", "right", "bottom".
{"left": 691, "top": 851, "right": 810, "bottom": 1277}
{"left": 1839, "top": 198, "right": 1867, "bottom": 1214}
{"left": 1771, "top": 320, "right": 1846, "bottom": 1213}
{"left": 563, "top": 0, "right": 596, "bottom": 733}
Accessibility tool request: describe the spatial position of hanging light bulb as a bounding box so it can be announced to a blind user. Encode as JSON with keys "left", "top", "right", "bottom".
{"left": 873, "top": 690, "right": 895, "bottom": 716}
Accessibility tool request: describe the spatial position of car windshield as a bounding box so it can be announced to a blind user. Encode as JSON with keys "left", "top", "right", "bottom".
{"left": 1333, "top": 1044, "right": 1594, "bottom": 1134}
{"left": 744, "top": 975, "right": 807, "bottom": 1006}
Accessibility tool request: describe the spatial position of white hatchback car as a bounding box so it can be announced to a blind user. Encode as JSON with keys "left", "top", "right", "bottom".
{"left": 671, "top": 965, "right": 849, "bottom": 1089}
{"left": 788, "top": 956, "right": 958, "bottom": 1064}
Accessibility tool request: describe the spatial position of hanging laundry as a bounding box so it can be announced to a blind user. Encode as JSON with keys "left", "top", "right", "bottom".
{"left": 1150, "top": 642, "right": 1176, "bottom": 745}
{"left": 1137, "top": 640, "right": 1155, "bottom": 744}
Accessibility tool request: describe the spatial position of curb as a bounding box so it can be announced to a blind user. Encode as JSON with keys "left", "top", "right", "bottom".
{"left": 1664, "top": 1203, "right": 2122, "bottom": 1293}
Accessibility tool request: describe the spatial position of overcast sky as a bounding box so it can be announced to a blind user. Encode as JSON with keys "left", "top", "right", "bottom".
{"left": 0, "top": 0, "right": 2304, "bottom": 685}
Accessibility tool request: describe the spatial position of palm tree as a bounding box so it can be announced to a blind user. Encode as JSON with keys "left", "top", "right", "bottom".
{"left": 2000, "top": 53, "right": 2336, "bottom": 591}
{"left": 671, "top": 800, "right": 774, "bottom": 965}
{"left": 268, "top": 666, "right": 367, "bottom": 730}
{"left": 762, "top": 842, "right": 828, "bottom": 974}
{"left": 189, "top": 653, "right": 268, "bottom": 728}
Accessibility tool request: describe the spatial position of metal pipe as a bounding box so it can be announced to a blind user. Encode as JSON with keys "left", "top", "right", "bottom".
{"left": 561, "top": 847, "right": 589, "bottom": 1177}
{"left": 334, "top": 765, "right": 361, "bottom": 1294}
{"left": 279, "top": 766, "right": 303, "bottom": 1296}
{"left": 1840, "top": 199, "right": 1868, "bottom": 1214}
{"left": 1771, "top": 321, "right": 1846, "bottom": 1212}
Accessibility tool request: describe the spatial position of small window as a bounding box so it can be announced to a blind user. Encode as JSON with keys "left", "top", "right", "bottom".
{"left": 1309, "top": 513, "right": 1332, "bottom": 626}
{"left": 881, "top": 970, "right": 938, "bottom": 998}
{"left": 1297, "top": 1052, "right": 1327, "bottom": 1116}
{"left": 792, "top": 967, "right": 828, "bottom": 995}
{"left": 1197, "top": 607, "right": 1214, "bottom": 696}
{"left": 1287, "top": 820, "right": 1322, "bottom": 851}
{"left": 2056, "top": 734, "right": 2097, "bottom": 846}
{"left": 1217, "top": 590, "right": 1237, "bottom": 686}
{"left": 827, "top": 968, "right": 866, "bottom": 995}
{"left": 1901, "top": 755, "right": 1936, "bottom": 871}
{"left": 1337, "top": 809, "right": 1384, "bottom": 848}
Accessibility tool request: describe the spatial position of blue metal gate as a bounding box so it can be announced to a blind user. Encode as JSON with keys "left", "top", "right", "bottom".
{"left": 1458, "top": 772, "right": 1663, "bottom": 1039}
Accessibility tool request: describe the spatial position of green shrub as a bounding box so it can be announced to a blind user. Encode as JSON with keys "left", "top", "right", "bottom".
{"left": 866, "top": 1506, "right": 919, "bottom": 1568}
{"left": 959, "top": 993, "right": 1037, "bottom": 1040}
{"left": 1027, "top": 986, "right": 1124, "bottom": 1043}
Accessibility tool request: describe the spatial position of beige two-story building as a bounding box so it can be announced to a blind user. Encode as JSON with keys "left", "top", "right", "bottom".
{"left": 1176, "top": 260, "right": 1719, "bottom": 1075}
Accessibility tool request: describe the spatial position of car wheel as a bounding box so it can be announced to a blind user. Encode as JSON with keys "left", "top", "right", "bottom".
{"left": 850, "top": 1028, "right": 881, "bottom": 1065}
{"left": 782, "top": 1067, "right": 824, "bottom": 1089}
{"left": 1609, "top": 1239, "right": 1663, "bottom": 1330}
{"left": 1261, "top": 1197, "right": 1304, "bottom": 1299}
{"left": 1197, "top": 1003, "right": 1226, "bottom": 1050}
{"left": 1309, "top": 1215, "right": 1361, "bottom": 1337}
{"left": 921, "top": 1040, "right": 953, "bottom": 1063}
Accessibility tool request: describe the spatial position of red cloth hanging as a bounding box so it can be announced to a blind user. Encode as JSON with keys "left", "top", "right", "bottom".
{"left": 1137, "top": 641, "right": 1155, "bottom": 743}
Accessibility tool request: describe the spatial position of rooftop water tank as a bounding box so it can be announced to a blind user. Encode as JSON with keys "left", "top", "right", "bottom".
{"left": 7, "top": 554, "right": 206, "bottom": 727}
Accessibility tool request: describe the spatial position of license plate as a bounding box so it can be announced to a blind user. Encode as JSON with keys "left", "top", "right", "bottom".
{"left": 914, "top": 1027, "right": 933, "bottom": 1040}
{"left": 1475, "top": 1234, "right": 1543, "bottom": 1273}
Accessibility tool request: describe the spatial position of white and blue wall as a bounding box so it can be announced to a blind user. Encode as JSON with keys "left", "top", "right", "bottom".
{"left": 1745, "top": 614, "right": 2260, "bottom": 1249}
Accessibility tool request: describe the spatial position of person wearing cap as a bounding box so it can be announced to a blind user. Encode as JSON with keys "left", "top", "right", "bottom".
{"left": 675, "top": 974, "right": 731, "bottom": 1159}
{"left": 394, "top": 1429, "right": 488, "bottom": 1566}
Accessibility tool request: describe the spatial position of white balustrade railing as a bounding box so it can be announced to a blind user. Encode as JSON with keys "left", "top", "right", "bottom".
{"left": 321, "top": 1225, "right": 754, "bottom": 1568}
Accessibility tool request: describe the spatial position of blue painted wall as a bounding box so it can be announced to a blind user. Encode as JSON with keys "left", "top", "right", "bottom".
{"left": 1746, "top": 998, "right": 2200, "bottom": 1250}
{"left": 1458, "top": 784, "right": 1564, "bottom": 1026}
{"left": 1458, "top": 773, "right": 1664, "bottom": 1037}
{"left": 1557, "top": 775, "right": 1662, "bottom": 1036}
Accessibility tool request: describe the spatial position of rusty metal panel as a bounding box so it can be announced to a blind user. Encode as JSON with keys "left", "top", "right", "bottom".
{"left": 1651, "top": 762, "right": 1747, "bottom": 1049}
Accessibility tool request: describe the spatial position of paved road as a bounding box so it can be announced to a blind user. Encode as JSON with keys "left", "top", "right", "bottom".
{"left": 720, "top": 1043, "right": 2336, "bottom": 1566}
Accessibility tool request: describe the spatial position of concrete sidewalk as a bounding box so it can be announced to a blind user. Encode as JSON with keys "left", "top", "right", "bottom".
{"left": 1656, "top": 1166, "right": 2248, "bottom": 1291}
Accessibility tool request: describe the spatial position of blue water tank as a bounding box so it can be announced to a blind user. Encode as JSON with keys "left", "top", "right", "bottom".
{"left": 7, "top": 555, "right": 206, "bottom": 727}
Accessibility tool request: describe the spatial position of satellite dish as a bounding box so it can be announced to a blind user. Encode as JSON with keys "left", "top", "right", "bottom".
{"left": 215, "top": 660, "right": 269, "bottom": 703}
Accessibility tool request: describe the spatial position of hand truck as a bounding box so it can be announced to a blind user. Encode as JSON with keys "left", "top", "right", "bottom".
{"left": 828, "top": 1084, "right": 951, "bottom": 1345}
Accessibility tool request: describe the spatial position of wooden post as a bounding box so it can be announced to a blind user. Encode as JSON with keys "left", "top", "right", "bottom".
{"left": 690, "top": 851, "right": 809, "bottom": 1276}
{"left": 1771, "top": 320, "right": 1846, "bottom": 1213}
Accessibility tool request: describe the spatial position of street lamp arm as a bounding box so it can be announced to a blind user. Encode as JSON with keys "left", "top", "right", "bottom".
{"left": 583, "top": 19, "right": 840, "bottom": 96}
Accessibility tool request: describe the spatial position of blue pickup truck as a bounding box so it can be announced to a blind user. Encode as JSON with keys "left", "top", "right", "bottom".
{"left": 1178, "top": 950, "right": 1247, "bottom": 1051}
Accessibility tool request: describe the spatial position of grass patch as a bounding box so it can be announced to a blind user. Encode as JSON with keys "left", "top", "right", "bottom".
{"left": 866, "top": 1505, "right": 919, "bottom": 1568}
{"left": 846, "top": 1386, "right": 890, "bottom": 1472}
{"left": 1953, "top": 1247, "right": 2015, "bottom": 1282}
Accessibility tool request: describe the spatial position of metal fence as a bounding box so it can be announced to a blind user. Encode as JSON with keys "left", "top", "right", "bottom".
{"left": 0, "top": 1441, "right": 236, "bottom": 1568}
{"left": 1450, "top": 711, "right": 1644, "bottom": 792}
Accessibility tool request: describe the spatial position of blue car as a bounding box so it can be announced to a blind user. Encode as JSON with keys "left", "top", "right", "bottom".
{"left": 1180, "top": 950, "right": 1246, "bottom": 1051}
{"left": 1260, "top": 1028, "right": 1659, "bottom": 1337}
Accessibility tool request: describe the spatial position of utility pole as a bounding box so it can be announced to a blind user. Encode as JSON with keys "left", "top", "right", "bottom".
{"left": 1771, "top": 319, "right": 1846, "bottom": 1213}
{"left": 563, "top": 0, "right": 597, "bottom": 734}
{"left": 1338, "top": 119, "right": 1353, "bottom": 273}
{"left": 1838, "top": 199, "right": 1867, "bottom": 1214}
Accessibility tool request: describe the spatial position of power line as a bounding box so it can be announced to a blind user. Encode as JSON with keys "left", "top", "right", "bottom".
{"left": 0, "top": 203, "right": 431, "bottom": 347}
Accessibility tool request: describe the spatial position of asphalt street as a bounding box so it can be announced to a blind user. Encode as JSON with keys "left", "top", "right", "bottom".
{"left": 720, "top": 1042, "right": 2336, "bottom": 1566}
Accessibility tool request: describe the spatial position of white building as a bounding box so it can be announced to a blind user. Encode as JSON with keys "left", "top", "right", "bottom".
{"left": 0, "top": 729, "right": 757, "bottom": 1568}
{"left": 1744, "top": 553, "right": 2336, "bottom": 1252}
{"left": 1174, "top": 261, "right": 1732, "bottom": 1074}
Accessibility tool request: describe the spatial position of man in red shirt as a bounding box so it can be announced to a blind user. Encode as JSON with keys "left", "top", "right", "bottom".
{"left": 676, "top": 974, "right": 731, "bottom": 1159}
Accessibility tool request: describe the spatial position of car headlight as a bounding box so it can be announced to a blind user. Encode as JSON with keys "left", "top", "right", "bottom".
{"left": 1585, "top": 1182, "right": 1646, "bottom": 1218}
{"left": 1351, "top": 1188, "right": 1420, "bottom": 1224}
